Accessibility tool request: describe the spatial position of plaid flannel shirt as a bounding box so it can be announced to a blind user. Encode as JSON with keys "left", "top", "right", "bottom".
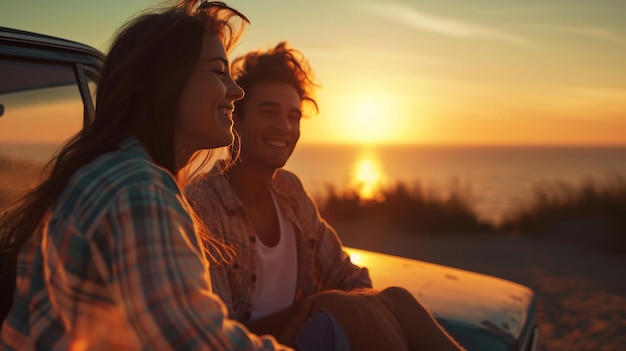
{"left": 1, "top": 138, "right": 287, "bottom": 351}
{"left": 186, "top": 169, "right": 372, "bottom": 323}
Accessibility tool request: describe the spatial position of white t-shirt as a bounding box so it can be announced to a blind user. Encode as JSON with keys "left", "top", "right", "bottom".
{"left": 250, "top": 191, "right": 298, "bottom": 321}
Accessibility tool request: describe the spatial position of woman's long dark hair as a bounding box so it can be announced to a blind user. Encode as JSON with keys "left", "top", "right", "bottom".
{"left": 0, "top": 1, "right": 248, "bottom": 262}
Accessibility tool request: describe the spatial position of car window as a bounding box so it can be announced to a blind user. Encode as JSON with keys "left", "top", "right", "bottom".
{"left": 0, "top": 59, "right": 85, "bottom": 209}
{"left": 88, "top": 79, "right": 97, "bottom": 108}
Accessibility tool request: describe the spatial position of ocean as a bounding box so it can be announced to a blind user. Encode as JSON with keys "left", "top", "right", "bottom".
{"left": 3, "top": 142, "right": 626, "bottom": 224}
{"left": 285, "top": 144, "right": 626, "bottom": 224}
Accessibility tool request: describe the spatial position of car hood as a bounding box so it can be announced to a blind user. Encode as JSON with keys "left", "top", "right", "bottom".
{"left": 344, "top": 247, "right": 535, "bottom": 345}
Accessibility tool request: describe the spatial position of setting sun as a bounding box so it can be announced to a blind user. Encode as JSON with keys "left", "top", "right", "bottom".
{"left": 323, "top": 89, "right": 414, "bottom": 145}
{"left": 351, "top": 101, "right": 389, "bottom": 143}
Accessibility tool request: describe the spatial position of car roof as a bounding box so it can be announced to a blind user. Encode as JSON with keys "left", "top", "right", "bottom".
{"left": 0, "top": 26, "right": 105, "bottom": 67}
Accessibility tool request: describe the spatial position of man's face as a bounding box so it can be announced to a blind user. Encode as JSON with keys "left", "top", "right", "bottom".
{"left": 235, "top": 81, "right": 302, "bottom": 171}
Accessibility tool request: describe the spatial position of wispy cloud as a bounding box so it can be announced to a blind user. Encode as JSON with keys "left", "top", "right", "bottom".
{"left": 307, "top": 46, "right": 451, "bottom": 65}
{"left": 523, "top": 23, "right": 625, "bottom": 46}
{"left": 356, "top": 2, "right": 531, "bottom": 46}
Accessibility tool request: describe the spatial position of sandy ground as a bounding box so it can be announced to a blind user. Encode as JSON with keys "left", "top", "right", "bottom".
{"left": 333, "top": 217, "right": 626, "bottom": 351}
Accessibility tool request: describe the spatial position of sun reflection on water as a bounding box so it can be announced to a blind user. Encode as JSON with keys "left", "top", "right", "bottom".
{"left": 350, "top": 150, "right": 386, "bottom": 201}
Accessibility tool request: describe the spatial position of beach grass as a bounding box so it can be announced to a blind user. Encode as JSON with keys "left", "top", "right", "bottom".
{"left": 318, "top": 175, "right": 626, "bottom": 253}
{"left": 318, "top": 181, "right": 495, "bottom": 235}
{"left": 500, "top": 174, "right": 626, "bottom": 252}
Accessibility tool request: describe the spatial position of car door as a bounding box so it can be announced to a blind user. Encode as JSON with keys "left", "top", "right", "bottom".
{"left": 0, "top": 26, "right": 104, "bottom": 323}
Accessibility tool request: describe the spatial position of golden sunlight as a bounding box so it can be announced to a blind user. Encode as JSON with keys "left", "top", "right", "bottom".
{"left": 69, "top": 339, "right": 88, "bottom": 351}
{"left": 348, "top": 251, "right": 363, "bottom": 266}
{"left": 349, "top": 100, "right": 391, "bottom": 144}
{"left": 324, "top": 89, "right": 409, "bottom": 145}
{"left": 350, "top": 150, "right": 386, "bottom": 200}
{"left": 312, "top": 80, "right": 425, "bottom": 145}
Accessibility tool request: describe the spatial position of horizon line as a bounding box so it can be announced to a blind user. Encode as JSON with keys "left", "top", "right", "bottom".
{"left": 297, "top": 141, "right": 626, "bottom": 148}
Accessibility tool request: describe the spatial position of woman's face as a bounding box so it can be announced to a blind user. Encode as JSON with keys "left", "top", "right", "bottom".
{"left": 175, "top": 33, "right": 244, "bottom": 158}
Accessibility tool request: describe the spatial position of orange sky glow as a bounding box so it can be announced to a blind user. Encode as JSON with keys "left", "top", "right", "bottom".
{"left": 2, "top": 0, "right": 625, "bottom": 146}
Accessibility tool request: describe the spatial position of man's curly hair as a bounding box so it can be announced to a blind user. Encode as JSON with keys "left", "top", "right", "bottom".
{"left": 230, "top": 42, "right": 319, "bottom": 119}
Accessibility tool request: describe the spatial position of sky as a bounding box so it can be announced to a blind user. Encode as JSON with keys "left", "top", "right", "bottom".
{"left": 2, "top": 0, "right": 626, "bottom": 146}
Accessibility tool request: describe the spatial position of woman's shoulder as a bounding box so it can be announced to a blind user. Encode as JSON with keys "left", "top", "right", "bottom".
{"left": 71, "top": 147, "right": 178, "bottom": 198}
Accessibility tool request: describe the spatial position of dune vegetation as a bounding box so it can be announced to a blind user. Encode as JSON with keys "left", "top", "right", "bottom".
{"left": 317, "top": 174, "right": 626, "bottom": 253}
{"left": 319, "top": 181, "right": 494, "bottom": 235}
{"left": 500, "top": 174, "right": 626, "bottom": 253}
